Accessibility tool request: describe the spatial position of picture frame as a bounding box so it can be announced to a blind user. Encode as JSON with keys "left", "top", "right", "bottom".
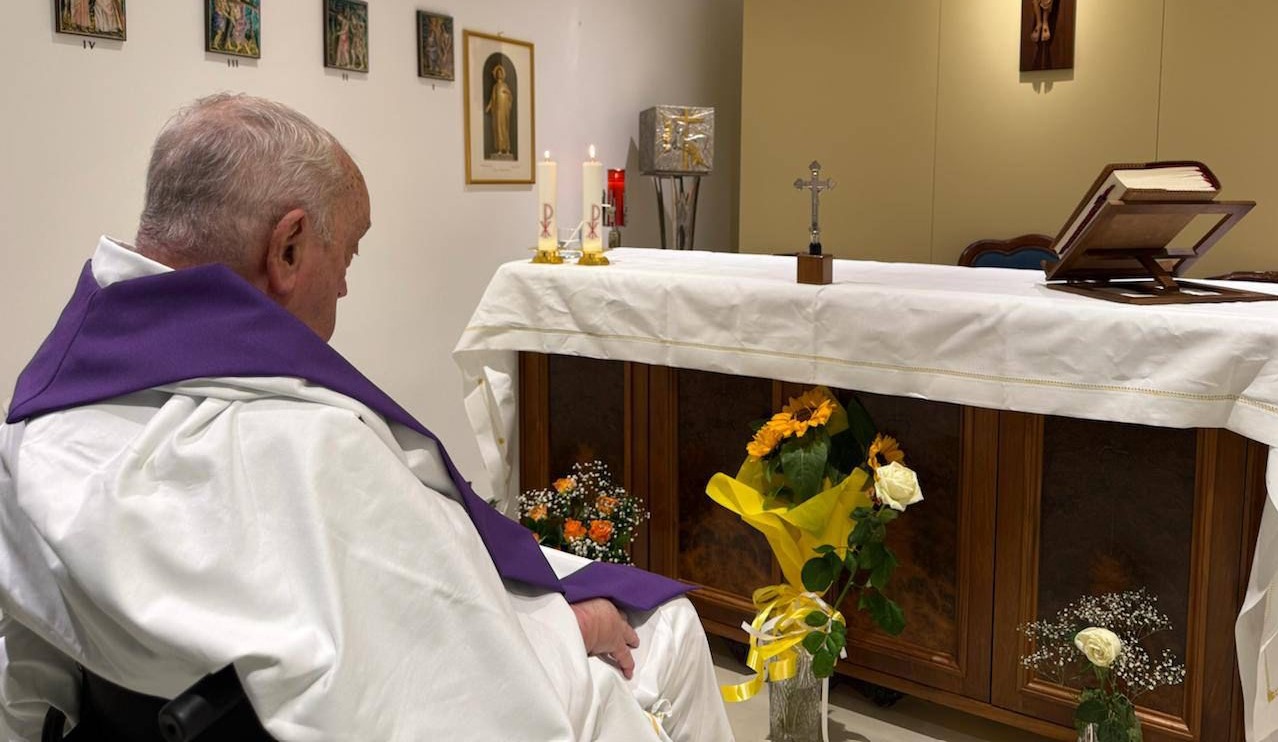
{"left": 323, "top": 0, "right": 368, "bottom": 73}
{"left": 54, "top": 0, "right": 126, "bottom": 41}
{"left": 463, "top": 31, "right": 535, "bottom": 185}
{"left": 416, "top": 10, "right": 454, "bottom": 81}
{"left": 206, "top": 0, "right": 261, "bottom": 59}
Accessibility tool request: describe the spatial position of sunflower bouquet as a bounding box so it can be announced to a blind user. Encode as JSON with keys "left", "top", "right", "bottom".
{"left": 519, "top": 460, "right": 648, "bottom": 565}
{"left": 708, "top": 386, "right": 924, "bottom": 690}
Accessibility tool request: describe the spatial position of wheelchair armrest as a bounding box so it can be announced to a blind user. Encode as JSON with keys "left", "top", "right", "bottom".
{"left": 157, "top": 666, "right": 249, "bottom": 742}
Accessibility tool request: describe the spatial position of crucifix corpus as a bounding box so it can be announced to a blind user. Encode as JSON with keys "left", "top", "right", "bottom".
{"left": 794, "top": 160, "right": 834, "bottom": 256}
{"left": 793, "top": 160, "right": 835, "bottom": 285}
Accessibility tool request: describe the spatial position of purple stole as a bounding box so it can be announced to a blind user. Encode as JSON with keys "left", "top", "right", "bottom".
{"left": 7, "top": 262, "right": 690, "bottom": 612}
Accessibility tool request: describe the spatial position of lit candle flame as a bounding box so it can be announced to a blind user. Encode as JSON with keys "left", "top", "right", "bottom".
{"left": 588, "top": 144, "right": 596, "bottom": 160}
{"left": 544, "top": 150, "right": 550, "bottom": 160}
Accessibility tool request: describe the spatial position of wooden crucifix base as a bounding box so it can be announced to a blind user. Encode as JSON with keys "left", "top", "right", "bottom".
{"left": 797, "top": 253, "right": 833, "bottom": 285}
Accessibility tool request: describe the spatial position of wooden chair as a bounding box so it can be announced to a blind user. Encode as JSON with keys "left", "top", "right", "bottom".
{"left": 958, "top": 233, "right": 1058, "bottom": 270}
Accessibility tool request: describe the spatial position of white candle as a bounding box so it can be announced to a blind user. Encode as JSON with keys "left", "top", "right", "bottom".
{"left": 537, "top": 151, "right": 558, "bottom": 252}
{"left": 581, "top": 145, "right": 604, "bottom": 253}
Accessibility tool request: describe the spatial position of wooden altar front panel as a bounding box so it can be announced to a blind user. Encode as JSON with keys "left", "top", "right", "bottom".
{"left": 518, "top": 352, "right": 1261, "bottom": 741}
{"left": 992, "top": 413, "right": 1262, "bottom": 742}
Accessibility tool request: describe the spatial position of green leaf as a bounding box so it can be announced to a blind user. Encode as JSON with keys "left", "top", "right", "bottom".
{"left": 826, "top": 427, "right": 864, "bottom": 475}
{"left": 852, "top": 506, "right": 873, "bottom": 520}
{"left": 802, "top": 556, "right": 835, "bottom": 592}
{"left": 811, "top": 649, "right": 837, "bottom": 678}
{"left": 858, "top": 541, "right": 886, "bottom": 571}
{"left": 824, "top": 632, "right": 843, "bottom": 657}
{"left": 875, "top": 508, "right": 899, "bottom": 524}
{"left": 870, "top": 548, "right": 899, "bottom": 591}
{"left": 843, "top": 548, "right": 860, "bottom": 572}
{"left": 869, "top": 522, "right": 887, "bottom": 543}
{"left": 814, "top": 544, "right": 836, "bottom": 555}
{"left": 843, "top": 396, "right": 878, "bottom": 454}
{"left": 802, "top": 631, "right": 825, "bottom": 655}
{"left": 861, "top": 591, "right": 906, "bottom": 635}
{"left": 830, "top": 620, "right": 847, "bottom": 645}
{"left": 804, "top": 610, "right": 829, "bottom": 627}
{"left": 1075, "top": 698, "right": 1108, "bottom": 724}
{"left": 823, "top": 552, "right": 843, "bottom": 582}
{"left": 848, "top": 518, "right": 874, "bottom": 548}
{"left": 779, "top": 430, "right": 830, "bottom": 503}
{"left": 1098, "top": 718, "right": 1127, "bottom": 742}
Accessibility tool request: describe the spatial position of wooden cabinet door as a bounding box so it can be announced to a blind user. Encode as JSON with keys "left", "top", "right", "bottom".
{"left": 646, "top": 370, "right": 999, "bottom": 700}
{"left": 992, "top": 412, "right": 1254, "bottom": 742}
{"left": 833, "top": 390, "right": 998, "bottom": 701}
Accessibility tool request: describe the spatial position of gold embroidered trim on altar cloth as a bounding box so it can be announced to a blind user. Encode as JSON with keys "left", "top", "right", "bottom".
{"left": 461, "top": 323, "right": 1278, "bottom": 417}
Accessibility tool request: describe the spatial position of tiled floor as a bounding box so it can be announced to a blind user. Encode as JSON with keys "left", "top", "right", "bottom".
{"left": 711, "top": 639, "right": 1057, "bottom": 742}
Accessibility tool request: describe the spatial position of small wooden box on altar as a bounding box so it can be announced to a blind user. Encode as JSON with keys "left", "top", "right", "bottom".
{"left": 796, "top": 253, "right": 832, "bottom": 285}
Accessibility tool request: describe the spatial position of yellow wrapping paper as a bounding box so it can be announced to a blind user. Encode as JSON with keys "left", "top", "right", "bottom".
{"left": 706, "top": 461, "right": 871, "bottom": 589}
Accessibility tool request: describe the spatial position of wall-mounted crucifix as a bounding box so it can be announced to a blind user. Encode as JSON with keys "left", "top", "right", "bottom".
{"left": 1020, "top": 0, "right": 1076, "bottom": 72}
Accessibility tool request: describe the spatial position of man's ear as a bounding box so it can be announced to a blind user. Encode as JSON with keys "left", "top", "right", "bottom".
{"left": 264, "top": 208, "right": 308, "bottom": 299}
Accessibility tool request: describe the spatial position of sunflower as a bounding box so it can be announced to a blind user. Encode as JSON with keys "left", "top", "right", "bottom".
{"left": 867, "top": 434, "right": 905, "bottom": 470}
{"left": 769, "top": 397, "right": 834, "bottom": 438}
{"left": 783, "top": 388, "right": 835, "bottom": 417}
{"left": 747, "top": 422, "right": 785, "bottom": 459}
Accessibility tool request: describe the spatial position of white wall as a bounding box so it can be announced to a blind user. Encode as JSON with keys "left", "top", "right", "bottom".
{"left": 0, "top": 0, "right": 742, "bottom": 491}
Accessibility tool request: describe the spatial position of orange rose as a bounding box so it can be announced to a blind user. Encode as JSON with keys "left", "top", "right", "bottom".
{"left": 589, "top": 520, "right": 614, "bottom": 544}
{"left": 528, "top": 504, "right": 548, "bottom": 522}
{"left": 563, "top": 518, "right": 586, "bottom": 540}
{"left": 553, "top": 477, "right": 576, "bottom": 493}
{"left": 595, "top": 496, "right": 619, "bottom": 515}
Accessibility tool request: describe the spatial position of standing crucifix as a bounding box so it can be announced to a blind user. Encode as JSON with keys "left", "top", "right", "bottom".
{"left": 794, "top": 160, "right": 835, "bottom": 256}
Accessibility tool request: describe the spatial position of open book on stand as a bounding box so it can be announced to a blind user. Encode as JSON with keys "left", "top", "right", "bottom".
{"left": 1043, "top": 161, "right": 1272, "bottom": 305}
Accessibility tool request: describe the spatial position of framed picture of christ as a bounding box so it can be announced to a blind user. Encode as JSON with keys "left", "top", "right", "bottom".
{"left": 54, "top": 0, "right": 127, "bottom": 41}
{"left": 463, "top": 30, "right": 535, "bottom": 185}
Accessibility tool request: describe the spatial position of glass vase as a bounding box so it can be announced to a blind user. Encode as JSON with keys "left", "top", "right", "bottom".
{"left": 768, "top": 651, "right": 827, "bottom": 742}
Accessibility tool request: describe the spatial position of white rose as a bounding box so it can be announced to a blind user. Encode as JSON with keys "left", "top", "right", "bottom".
{"left": 874, "top": 462, "right": 923, "bottom": 512}
{"left": 1074, "top": 627, "right": 1122, "bottom": 668}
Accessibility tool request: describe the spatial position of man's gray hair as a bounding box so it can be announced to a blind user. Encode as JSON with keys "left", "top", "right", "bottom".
{"left": 136, "top": 93, "right": 349, "bottom": 270}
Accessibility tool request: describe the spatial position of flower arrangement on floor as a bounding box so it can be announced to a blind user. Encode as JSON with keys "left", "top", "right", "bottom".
{"left": 518, "top": 460, "right": 648, "bottom": 565}
{"left": 1020, "top": 589, "right": 1187, "bottom": 742}
{"left": 706, "top": 386, "right": 924, "bottom": 702}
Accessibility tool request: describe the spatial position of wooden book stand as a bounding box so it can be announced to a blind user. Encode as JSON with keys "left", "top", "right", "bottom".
{"left": 1043, "top": 199, "right": 1275, "bottom": 304}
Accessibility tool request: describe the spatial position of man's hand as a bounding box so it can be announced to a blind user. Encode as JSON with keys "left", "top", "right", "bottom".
{"left": 570, "top": 598, "right": 640, "bottom": 679}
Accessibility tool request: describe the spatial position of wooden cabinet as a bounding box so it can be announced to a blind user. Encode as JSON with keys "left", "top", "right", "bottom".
{"left": 519, "top": 353, "right": 1265, "bottom": 741}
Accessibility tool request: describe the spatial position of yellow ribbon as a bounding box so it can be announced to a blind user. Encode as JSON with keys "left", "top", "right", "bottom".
{"left": 720, "top": 584, "right": 844, "bottom": 703}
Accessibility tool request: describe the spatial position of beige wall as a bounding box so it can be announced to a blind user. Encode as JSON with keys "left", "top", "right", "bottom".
{"left": 741, "top": 0, "right": 1277, "bottom": 276}
{"left": 0, "top": 0, "right": 743, "bottom": 496}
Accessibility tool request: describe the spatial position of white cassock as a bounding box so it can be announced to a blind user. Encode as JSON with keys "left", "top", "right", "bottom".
{"left": 0, "top": 239, "right": 733, "bottom": 741}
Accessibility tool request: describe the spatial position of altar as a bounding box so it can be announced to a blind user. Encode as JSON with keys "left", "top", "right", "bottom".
{"left": 453, "top": 248, "right": 1278, "bottom": 741}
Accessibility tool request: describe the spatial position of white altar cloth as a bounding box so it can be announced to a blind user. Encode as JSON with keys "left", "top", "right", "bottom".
{"left": 452, "top": 247, "right": 1278, "bottom": 740}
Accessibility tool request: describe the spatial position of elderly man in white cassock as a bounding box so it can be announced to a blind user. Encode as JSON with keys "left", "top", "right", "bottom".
{"left": 0, "top": 94, "right": 734, "bottom": 741}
